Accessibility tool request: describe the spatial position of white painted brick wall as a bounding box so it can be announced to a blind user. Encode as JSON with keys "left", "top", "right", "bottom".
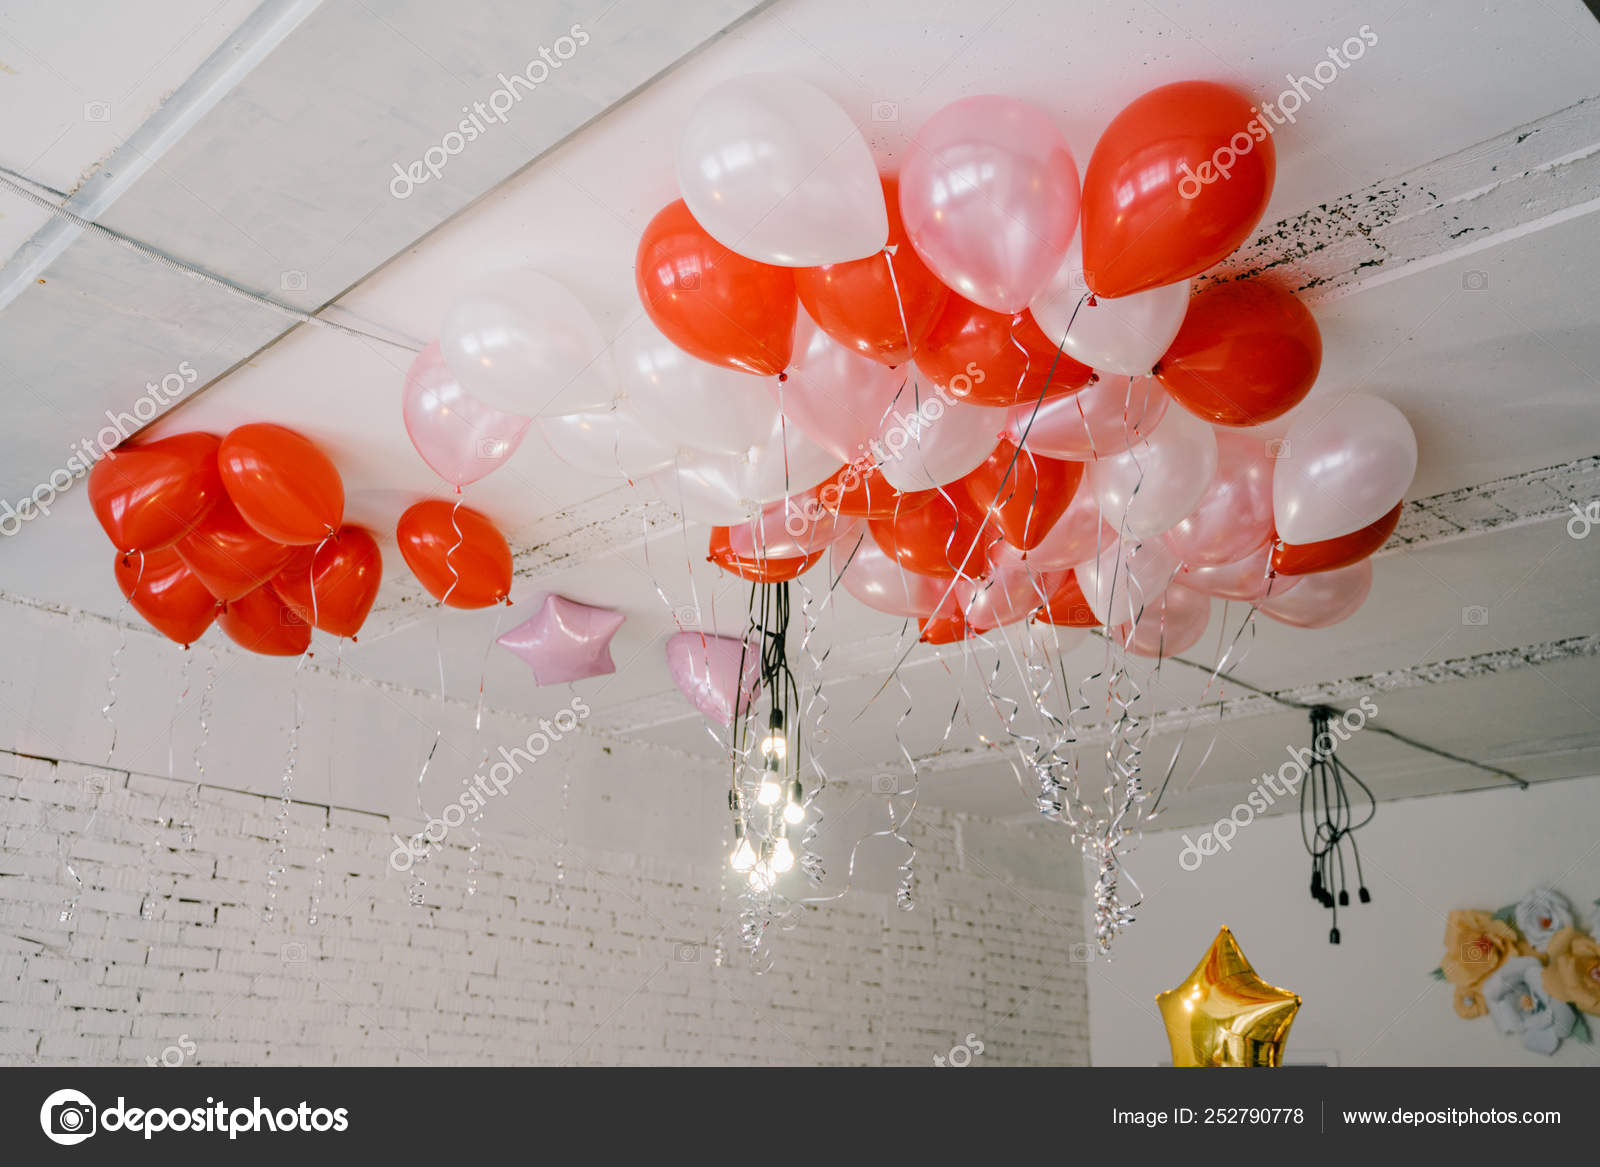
{"left": 0, "top": 750, "right": 1089, "bottom": 1066}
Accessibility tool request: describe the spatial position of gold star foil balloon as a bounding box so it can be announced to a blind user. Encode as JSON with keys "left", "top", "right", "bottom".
{"left": 1157, "top": 926, "right": 1301, "bottom": 1067}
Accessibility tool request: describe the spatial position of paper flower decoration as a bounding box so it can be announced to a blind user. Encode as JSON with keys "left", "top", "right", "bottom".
{"left": 1482, "top": 956, "right": 1576, "bottom": 1055}
{"left": 1439, "top": 909, "right": 1525, "bottom": 988}
{"left": 497, "top": 595, "right": 624, "bottom": 685}
{"left": 665, "top": 631, "right": 761, "bottom": 726}
{"left": 1514, "top": 887, "right": 1575, "bottom": 950}
{"left": 1542, "top": 928, "right": 1600, "bottom": 1015}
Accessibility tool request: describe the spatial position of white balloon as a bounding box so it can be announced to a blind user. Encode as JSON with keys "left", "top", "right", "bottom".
{"left": 676, "top": 74, "right": 887, "bottom": 267}
{"left": 663, "top": 413, "right": 842, "bottom": 517}
{"left": 540, "top": 403, "right": 675, "bottom": 479}
{"left": 650, "top": 464, "right": 754, "bottom": 526}
{"left": 1074, "top": 537, "right": 1180, "bottom": 628}
{"left": 1273, "top": 395, "right": 1418, "bottom": 544}
{"left": 1030, "top": 235, "right": 1190, "bottom": 376}
{"left": 440, "top": 270, "right": 616, "bottom": 415}
{"left": 876, "top": 383, "right": 1008, "bottom": 492}
{"left": 1090, "top": 405, "right": 1219, "bottom": 539}
{"left": 613, "top": 314, "right": 779, "bottom": 455}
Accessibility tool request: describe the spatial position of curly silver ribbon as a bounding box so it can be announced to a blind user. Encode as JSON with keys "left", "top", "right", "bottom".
{"left": 263, "top": 686, "right": 301, "bottom": 924}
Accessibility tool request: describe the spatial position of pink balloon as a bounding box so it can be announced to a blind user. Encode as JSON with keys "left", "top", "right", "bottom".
{"left": 965, "top": 563, "right": 1063, "bottom": 632}
{"left": 899, "top": 96, "right": 1080, "bottom": 313}
{"left": 1115, "top": 583, "right": 1211, "bottom": 659}
{"left": 1074, "top": 537, "right": 1180, "bottom": 627}
{"left": 1163, "top": 428, "right": 1276, "bottom": 567}
{"left": 988, "top": 484, "right": 1116, "bottom": 573}
{"left": 1007, "top": 373, "right": 1170, "bottom": 461}
{"left": 497, "top": 594, "right": 624, "bottom": 685}
{"left": 840, "top": 533, "right": 964, "bottom": 618}
{"left": 1178, "top": 541, "right": 1300, "bottom": 605}
{"left": 728, "top": 491, "right": 860, "bottom": 558}
{"left": 773, "top": 310, "right": 907, "bottom": 463}
{"left": 665, "top": 631, "right": 762, "bottom": 726}
{"left": 1259, "top": 559, "right": 1372, "bottom": 629}
{"left": 1089, "top": 404, "right": 1218, "bottom": 539}
{"left": 402, "top": 342, "right": 531, "bottom": 488}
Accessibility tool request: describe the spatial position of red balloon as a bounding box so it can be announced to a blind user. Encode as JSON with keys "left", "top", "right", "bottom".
{"left": 1034, "top": 571, "right": 1099, "bottom": 627}
{"left": 793, "top": 177, "right": 950, "bottom": 367}
{"left": 917, "top": 298, "right": 1092, "bottom": 407}
{"left": 271, "top": 526, "right": 383, "bottom": 638}
{"left": 1156, "top": 281, "right": 1321, "bottom": 426}
{"left": 636, "top": 199, "right": 796, "bottom": 376}
{"left": 869, "top": 493, "right": 996, "bottom": 579}
{"left": 114, "top": 547, "right": 218, "bottom": 647}
{"left": 1081, "top": 82, "right": 1276, "bottom": 298}
{"left": 396, "top": 500, "right": 511, "bottom": 609}
{"left": 175, "top": 493, "right": 295, "bottom": 602}
{"left": 1272, "top": 502, "right": 1401, "bottom": 576}
{"left": 817, "top": 463, "right": 930, "bottom": 519}
{"left": 217, "top": 584, "right": 311, "bottom": 657}
{"left": 959, "top": 438, "right": 1084, "bottom": 552}
{"left": 707, "top": 527, "right": 823, "bottom": 583}
{"left": 218, "top": 423, "right": 344, "bottom": 545}
{"left": 919, "top": 612, "right": 972, "bottom": 645}
{"left": 88, "top": 432, "right": 223, "bottom": 552}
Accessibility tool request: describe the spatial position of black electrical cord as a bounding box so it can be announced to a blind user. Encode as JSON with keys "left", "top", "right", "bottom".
{"left": 1300, "top": 706, "right": 1377, "bottom": 944}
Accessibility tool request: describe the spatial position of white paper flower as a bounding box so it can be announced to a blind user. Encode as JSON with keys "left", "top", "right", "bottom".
{"left": 1482, "top": 956, "right": 1575, "bottom": 1055}
{"left": 1514, "top": 887, "right": 1575, "bottom": 950}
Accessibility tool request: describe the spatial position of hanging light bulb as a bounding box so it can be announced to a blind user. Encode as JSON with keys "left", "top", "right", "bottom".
{"left": 783, "top": 777, "right": 804, "bottom": 824}
{"left": 771, "top": 835, "right": 795, "bottom": 873}
{"left": 760, "top": 708, "right": 787, "bottom": 760}
{"left": 729, "top": 819, "right": 756, "bottom": 872}
{"left": 749, "top": 840, "right": 776, "bottom": 890}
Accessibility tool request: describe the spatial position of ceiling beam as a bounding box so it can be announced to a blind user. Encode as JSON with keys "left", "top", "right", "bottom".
{"left": 1210, "top": 96, "right": 1600, "bottom": 304}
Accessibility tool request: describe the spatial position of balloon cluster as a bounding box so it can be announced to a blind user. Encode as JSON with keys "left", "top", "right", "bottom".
{"left": 89, "top": 425, "right": 381, "bottom": 655}
{"left": 526, "top": 75, "right": 1416, "bottom": 654}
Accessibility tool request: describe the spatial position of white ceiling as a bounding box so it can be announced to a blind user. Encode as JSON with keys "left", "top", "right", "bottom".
{"left": 0, "top": 0, "right": 1598, "bottom": 832}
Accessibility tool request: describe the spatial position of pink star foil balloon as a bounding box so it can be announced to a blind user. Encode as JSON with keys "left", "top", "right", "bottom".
{"left": 665, "top": 631, "right": 761, "bottom": 726}
{"left": 498, "top": 595, "right": 625, "bottom": 685}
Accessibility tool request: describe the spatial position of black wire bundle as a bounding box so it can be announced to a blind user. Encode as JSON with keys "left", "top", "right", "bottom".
{"left": 731, "top": 581, "right": 801, "bottom": 788}
{"left": 1300, "top": 706, "right": 1376, "bottom": 944}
